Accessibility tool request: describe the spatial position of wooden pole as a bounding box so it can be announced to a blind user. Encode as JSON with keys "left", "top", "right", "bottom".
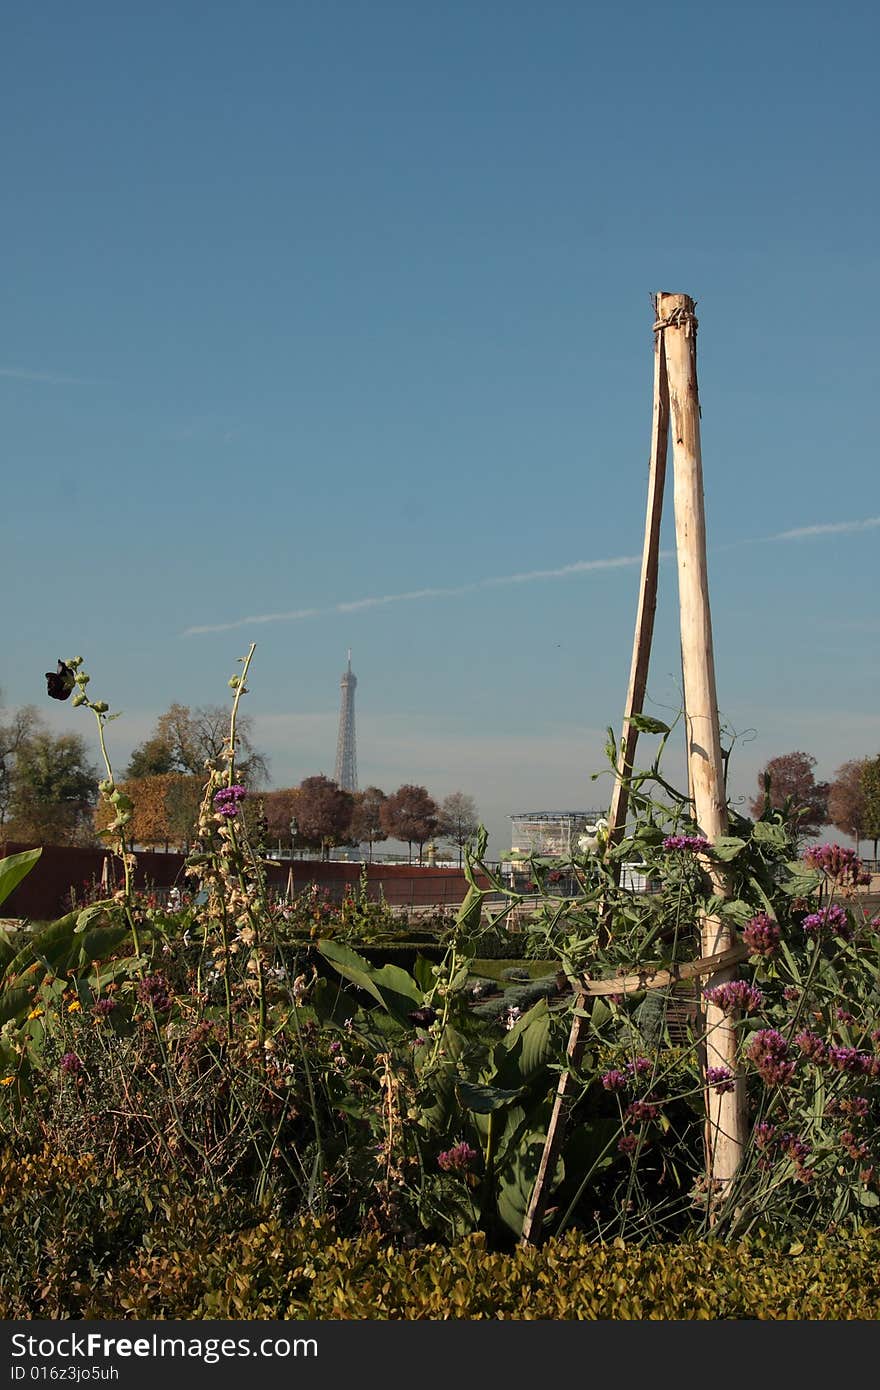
{"left": 657, "top": 291, "right": 747, "bottom": 1195}
{"left": 605, "top": 326, "right": 670, "bottom": 866}
{"left": 520, "top": 319, "right": 669, "bottom": 1247}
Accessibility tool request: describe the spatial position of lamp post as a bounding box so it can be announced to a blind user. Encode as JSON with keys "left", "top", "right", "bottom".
{"left": 289, "top": 817, "right": 298, "bottom": 860}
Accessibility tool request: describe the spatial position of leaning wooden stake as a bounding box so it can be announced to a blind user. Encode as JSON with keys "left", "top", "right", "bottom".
{"left": 520, "top": 320, "right": 669, "bottom": 1247}
{"left": 658, "top": 291, "right": 747, "bottom": 1194}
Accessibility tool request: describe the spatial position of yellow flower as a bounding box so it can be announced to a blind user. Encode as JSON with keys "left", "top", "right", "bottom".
{"left": 67, "top": 1000, "right": 81, "bottom": 1013}
{"left": 27, "top": 1008, "right": 44, "bottom": 1020}
{"left": 0, "top": 1076, "right": 14, "bottom": 1087}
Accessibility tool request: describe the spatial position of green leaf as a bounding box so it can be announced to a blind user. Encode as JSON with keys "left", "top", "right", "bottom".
{"left": 500, "top": 1000, "right": 553, "bottom": 1084}
{"left": 458, "top": 1081, "right": 524, "bottom": 1113}
{"left": 751, "top": 822, "right": 790, "bottom": 849}
{"left": 455, "top": 883, "right": 485, "bottom": 934}
{"left": 711, "top": 836, "right": 747, "bottom": 861}
{"left": 629, "top": 714, "right": 671, "bottom": 735}
{"left": 0, "top": 985, "right": 33, "bottom": 1027}
{"left": 718, "top": 899, "right": 759, "bottom": 926}
{"left": 316, "top": 939, "right": 422, "bottom": 1025}
{"left": 75, "top": 903, "right": 113, "bottom": 934}
{"left": 0, "top": 847, "right": 42, "bottom": 910}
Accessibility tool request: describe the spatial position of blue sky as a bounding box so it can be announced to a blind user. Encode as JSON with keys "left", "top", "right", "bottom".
{"left": 3, "top": 1, "right": 878, "bottom": 855}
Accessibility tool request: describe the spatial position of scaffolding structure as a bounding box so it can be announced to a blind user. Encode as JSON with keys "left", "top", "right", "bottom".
{"left": 509, "top": 810, "right": 606, "bottom": 858}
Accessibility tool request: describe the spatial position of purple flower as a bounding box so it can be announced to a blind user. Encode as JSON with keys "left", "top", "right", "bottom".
{"left": 794, "top": 1030, "right": 827, "bottom": 1062}
{"left": 703, "top": 979, "right": 763, "bottom": 1013}
{"left": 802, "top": 903, "right": 851, "bottom": 940}
{"left": 754, "top": 1121, "right": 776, "bottom": 1149}
{"left": 626, "top": 1100, "right": 660, "bottom": 1123}
{"left": 706, "top": 1066, "right": 736, "bottom": 1093}
{"left": 136, "top": 973, "right": 172, "bottom": 1014}
{"left": 59, "top": 1052, "right": 82, "bottom": 1075}
{"left": 827, "top": 1046, "right": 874, "bottom": 1076}
{"left": 783, "top": 986, "right": 800, "bottom": 1005}
{"left": 838, "top": 1096, "right": 870, "bottom": 1119}
{"left": 742, "top": 913, "right": 780, "bottom": 958}
{"left": 803, "top": 844, "right": 871, "bottom": 887}
{"left": 662, "top": 834, "right": 711, "bottom": 853}
{"left": 627, "top": 1056, "right": 653, "bottom": 1077}
{"left": 747, "top": 1029, "right": 796, "bottom": 1087}
{"left": 617, "top": 1133, "right": 640, "bottom": 1156}
{"left": 213, "top": 784, "right": 248, "bottom": 818}
{"left": 601, "top": 1069, "right": 629, "bottom": 1093}
{"left": 437, "top": 1141, "right": 478, "bottom": 1174}
{"left": 93, "top": 997, "right": 117, "bottom": 1018}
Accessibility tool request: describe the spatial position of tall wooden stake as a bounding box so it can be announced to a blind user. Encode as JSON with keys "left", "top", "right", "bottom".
{"left": 520, "top": 319, "right": 669, "bottom": 1247}
{"left": 658, "top": 291, "right": 746, "bottom": 1194}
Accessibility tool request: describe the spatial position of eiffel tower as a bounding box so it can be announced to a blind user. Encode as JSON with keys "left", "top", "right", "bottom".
{"left": 333, "top": 650, "right": 358, "bottom": 792}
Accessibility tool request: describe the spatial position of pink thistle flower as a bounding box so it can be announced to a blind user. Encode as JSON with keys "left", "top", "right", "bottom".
{"left": 742, "top": 913, "right": 780, "bottom": 958}
{"left": 437, "top": 1141, "right": 478, "bottom": 1174}
{"left": 662, "top": 834, "right": 711, "bottom": 853}
{"left": 703, "top": 980, "right": 763, "bottom": 1013}
{"left": 706, "top": 1065, "right": 736, "bottom": 1093}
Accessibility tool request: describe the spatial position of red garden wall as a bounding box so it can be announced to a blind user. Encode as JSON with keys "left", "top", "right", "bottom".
{"left": 0, "top": 842, "right": 488, "bottom": 921}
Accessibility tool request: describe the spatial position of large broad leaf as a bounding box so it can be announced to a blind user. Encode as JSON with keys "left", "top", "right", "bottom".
{"left": 2, "top": 913, "right": 80, "bottom": 985}
{"left": 0, "top": 928, "right": 18, "bottom": 973}
{"left": 316, "top": 939, "right": 422, "bottom": 1025}
{"left": 0, "top": 984, "right": 33, "bottom": 1028}
{"left": 0, "top": 847, "right": 42, "bottom": 910}
{"left": 418, "top": 1062, "right": 458, "bottom": 1134}
{"left": 496, "top": 1130, "right": 561, "bottom": 1237}
{"left": 455, "top": 883, "right": 485, "bottom": 935}
{"left": 711, "top": 836, "right": 747, "bottom": 862}
{"left": 497, "top": 1000, "right": 554, "bottom": 1086}
{"left": 458, "top": 1080, "right": 523, "bottom": 1113}
{"left": 780, "top": 861, "right": 822, "bottom": 896}
{"left": 77, "top": 923, "right": 131, "bottom": 966}
{"left": 751, "top": 821, "right": 790, "bottom": 849}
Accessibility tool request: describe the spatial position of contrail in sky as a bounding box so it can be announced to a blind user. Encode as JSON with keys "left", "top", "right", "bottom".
{"left": 181, "top": 515, "right": 880, "bottom": 637}
{"left": 0, "top": 366, "right": 99, "bottom": 385}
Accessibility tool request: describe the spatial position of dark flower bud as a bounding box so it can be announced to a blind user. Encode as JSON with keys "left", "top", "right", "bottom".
{"left": 45, "top": 660, "right": 76, "bottom": 700}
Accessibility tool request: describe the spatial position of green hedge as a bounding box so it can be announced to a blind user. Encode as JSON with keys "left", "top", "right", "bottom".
{"left": 2, "top": 1150, "right": 878, "bottom": 1319}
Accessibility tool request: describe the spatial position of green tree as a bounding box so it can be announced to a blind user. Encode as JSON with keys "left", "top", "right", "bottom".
{"left": 8, "top": 731, "right": 98, "bottom": 845}
{"left": 127, "top": 703, "right": 269, "bottom": 785}
{"left": 860, "top": 755, "right": 880, "bottom": 861}
{"left": 0, "top": 700, "right": 42, "bottom": 830}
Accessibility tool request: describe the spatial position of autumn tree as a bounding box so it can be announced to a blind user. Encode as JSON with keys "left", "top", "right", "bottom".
{"left": 126, "top": 703, "right": 269, "bottom": 786}
{"left": 437, "top": 791, "right": 480, "bottom": 867}
{"left": 350, "top": 786, "right": 388, "bottom": 861}
{"left": 381, "top": 784, "right": 438, "bottom": 864}
{"left": 94, "top": 772, "right": 202, "bottom": 850}
{"left": 262, "top": 787, "right": 302, "bottom": 854}
{"left": 163, "top": 774, "right": 204, "bottom": 850}
{"left": 294, "top": 775, "right": 354, "bottom": 860}
{"left": 8, "top": 731, "right": 98, "bottom": 845}
{"left": 750, "top": 751, "right": 829, "bottom": 839}
{"left": 861, "top": 755, "right": 880, "bottom": 860}
{"left": 827, "top": 759, "right": 870, "bottom": 855}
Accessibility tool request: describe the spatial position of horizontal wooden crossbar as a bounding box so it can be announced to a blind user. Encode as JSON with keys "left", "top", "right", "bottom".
{"left": 578, "top": 941, "right": 749, "bottom": 998}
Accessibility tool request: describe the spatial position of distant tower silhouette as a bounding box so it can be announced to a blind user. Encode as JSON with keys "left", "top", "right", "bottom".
{"left": 333, "top": 650, "right": 358, "bottom": 792}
